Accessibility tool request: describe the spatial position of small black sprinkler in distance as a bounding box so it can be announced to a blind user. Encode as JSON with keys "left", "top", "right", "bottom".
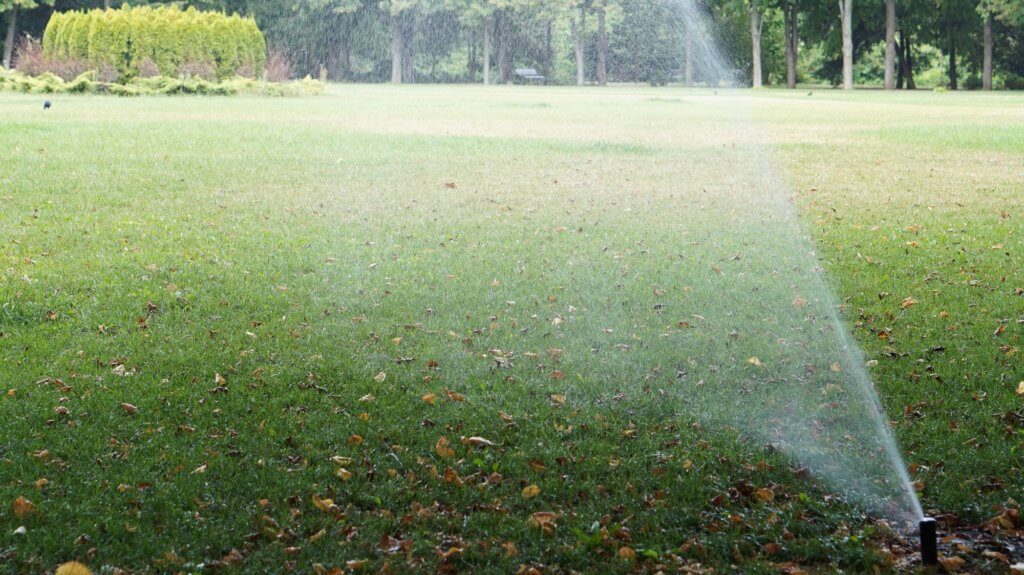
{"left": 920, "top": 517, "right": 938, "bottom": 567}
{"left": 43, "top": 100, "right": 52, "bottom": 110}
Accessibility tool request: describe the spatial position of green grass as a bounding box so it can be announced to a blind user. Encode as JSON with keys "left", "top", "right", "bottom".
{"left": 1, "top": 86, "right": 1021, "bottom": 574}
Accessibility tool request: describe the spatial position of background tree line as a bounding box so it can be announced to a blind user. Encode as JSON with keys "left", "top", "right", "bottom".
{"left": 4, "top": 0, "right": 1024, "bottom": 89}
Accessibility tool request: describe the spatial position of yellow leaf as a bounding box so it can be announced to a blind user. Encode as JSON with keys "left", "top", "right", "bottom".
{"left": 522, "top": 484, "right": 541, "bottom": 499}
{"left": 55, "top": 563, "right": 93, "bottom": 575}
{"left": 754, "top": 488, "right": 775, "bottom": 503}
{"left": 214, "top": 373, "right": 227, "bottom": 386}
{"left": 373, "top": 372, "right": 386, "bottom": 383}
{"left": 618, "top": 546, "right": 636, "bottom": 560}
{"left": 748, "top": 357, "right": 763, "bottom": 367}
{"left": 12, "top": 496, "right": 36, "bottom": 518}
{"left": 359, "top": 394, "right": 374, "bottom": 403}
{"left": 901, "top": 297, "right": 918, "bottom": 309}
{"left": 422, "top": 393, "right": 436, "bottom": 406}
{"left": 336, "top": 468, "right": 353, "bottom": 481}
{"left": 312, "top": 494, "right": 335, "bottom": 513}
{"left": 1017, "top": 381, "right": 1024, "bottom": 397}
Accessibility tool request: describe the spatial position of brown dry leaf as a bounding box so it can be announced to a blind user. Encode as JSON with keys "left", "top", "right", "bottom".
{"left": 499, "top": 411, "right": 514, "bottom": 423}
{"left": 463, "top": 436, "right": 496, "bottom": 448}
{"left": 222, "top": 549, "right": 244, "bottom": 566}
{"left": 435, "top": 436, "right": 455, "bottom": 458}
{"left": 349, "top": 435, "right": 364, "bottom": 445}
{"left": 618, "top": 547, "right": 636, "bottom": 560}
{"left": 549, "top": 394, "right": 566, "bottom": 405}
{"left": 55, "top": 563, "right": 93, "bottom": 575}
{"left": 550, "top": 370, "right": 566, "bottom": 380}
{"left": 422, "top": 393, "right": 436, "bottom": 406}
{"left": 938, "top": 556, "right": 966, "bottom": 572}
{"left": 359, "top": 394, "right": 374, "bottom": 403}
{"left": 191, "top": 464, "right": 207, "bottom": 474}
{"left": 374, "top": 372, "right": 387, "bottom": 383}
{"left": 34, "top": 478, "right": 49, "bottom": 489}
{"left": 309, "top": 529, "right": 327, "bottom": 543}
{"left": 445, "top": 389, "right": 465, "bottom": 402}
{"left": 12, "top": 496, "right": 36, "bottom": 518}
{"left": 754, "top": 488, "right": 774, "bottom": 503}
{"left": 522, "top": 484, "right": 541, "bottom": 499}
{"left": 1017, "top": 381, "right": 1024, "bottom": 397}
{"left": 346, "top": 559, "right": 368, "bottom": 570}
{"left": 120, "top": 403, "right": 138, "bottom": 415}
{"left": 747, "top": 357, "right": 764, "bottom": 368}
{"left": 901, "top": 297, "right": 918, "bottom": 309}
{"left": 530, "top": 512, "right": 559, "bottom": 534}
{"left": 336, "top": 468, "right": 353, "bottom": 481}
{"left": 792, "top": 297, "right": 808, "bottom": 309}
{"left": 214, "top": 373, "right": 227, "bottom": 386}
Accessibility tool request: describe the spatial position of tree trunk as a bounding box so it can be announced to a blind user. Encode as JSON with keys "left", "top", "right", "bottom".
{"left": 3, "top": 6, "right": 17, "bottom": 71}
{"left": 948, "top": 35, "right": 957, "bottom": 90}
{"left": 596, "top": 5, "right": 607, "bottom": 86}
{"left": 572, "top": 8, "right": 587, "bottom": 86}
{"left": 884, "top": 0, "right": 896, "bottom": 90}
{"left": 684, "top": 22, "right": 694, "bottom": 86}
{"left": 497, "top": 10, "right": 511, "bottom": 84}
{"left": 895, "top": 36, "right": 905, "bottom": 89}
{"left": 750, "top": 6, "right": 763, "bottom": 88}
{"left": 390, "top": 13, "right": 402, "bottom": 84}
{"left": 482, "top": 18, "right": 491, "bottom": 85}
{"left": 905, "top": 33, "right": 915, "bottom": 89}
{"left": 783, "top": 0, "right": 798, "bottom": 89}
{"left": 839, "top": 0, "right": 853, "bottom": 89}
{"left": 983, "top": 11, "right": 993, "bottom": 91}
{"left": 401, "top": 23, "right": 414, "bottom": 83}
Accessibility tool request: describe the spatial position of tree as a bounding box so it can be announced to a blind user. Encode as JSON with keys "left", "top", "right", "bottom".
{"left": 884, "top": 0, "right": 896, "bottom": 89}
{"left": 3, "top": 0, "right": 54, "bottom": 69}
{"left": 749, "top": 0, "right": 764, "bottom": 87}
{"left": 839, "top": 0, "right": 853, "bottom": 89}
{"left": 781, "top": 0, "right": 800, "bottom": 88}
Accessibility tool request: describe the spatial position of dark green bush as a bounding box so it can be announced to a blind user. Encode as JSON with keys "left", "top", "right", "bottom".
{"left": 42, "top": 6, "right": 266, "bottom": 82}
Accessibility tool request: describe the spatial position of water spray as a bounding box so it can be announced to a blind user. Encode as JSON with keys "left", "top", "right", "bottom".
{"left": 919, "top": 517, "right": 938, "bottom": 566}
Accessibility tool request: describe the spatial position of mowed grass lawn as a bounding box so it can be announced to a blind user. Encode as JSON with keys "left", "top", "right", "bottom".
{"left": 1, "top": 86, "right": 1022, "bottom": 574}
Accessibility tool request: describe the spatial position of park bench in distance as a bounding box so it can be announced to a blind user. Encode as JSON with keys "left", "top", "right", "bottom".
{"left": 514, "top": 68, "right": 547, "bottom": 84}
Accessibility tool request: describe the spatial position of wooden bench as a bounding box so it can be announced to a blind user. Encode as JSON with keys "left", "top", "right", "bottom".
{"left": 514, "top": 68, "right": 547, "bottom": 84}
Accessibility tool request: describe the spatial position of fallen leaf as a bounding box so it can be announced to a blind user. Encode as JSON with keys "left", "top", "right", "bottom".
{"left": 754, "top": 488, "right": 775, "bottom": 502}
{"left": 747, "top": 357, "right": 763, "bottom": 367}
{"left": 422, "top": 392, "right": 436, "bottom": 405}
{"left": 12, "top": 496, "right": 36, "bottom": 518}
{"left": 55, "top": 563, "right": 93, "bottom": 575}
{"left": 215, "top": 373, "right": 227, "bottom": 386}
{"left": 120, "top": 403, "right": 138, "bottom": 415}
{"left": 463, "top": 436, "right": 496, "bottom": 448}
{"left": 618, "top": 547, "right": 636, "bottom": 560}
{"left": 522, "top": 484, "right": 541, "bottom": 499}
{"left": 312, "top": 494, "right": 336, "bottom": 513}
{"left": 938, "top": 556, "right": 965, "bottom": 572}
{"left": 359, "top": 394, "right": 374, "bottom": 403}
{"left": 191, "top": 464, "right": 207, "bottom": 474}
{"left": 1017, "top": 381, "right": 1024, "bottom": 397}
{"left": 529, "top": 512, "right": 559, "bottom": 533}
{"left": 336, "top": 468, "right": 353, "bottom": 481}
{"left": 373, "top": 372, "right": 387, "bottom": 383}
{"left": 901, "top": 297, "right": 918, "bottom": 309}
{"left": 435, "top": 436, "right": 455, "bottom": 458}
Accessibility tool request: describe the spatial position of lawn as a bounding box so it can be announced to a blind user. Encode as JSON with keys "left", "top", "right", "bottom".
{"left": 1, "top": 86, "right": 1021, "bottom": 574}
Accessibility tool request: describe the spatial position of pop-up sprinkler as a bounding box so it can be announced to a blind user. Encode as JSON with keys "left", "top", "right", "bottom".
{"left": 920, "top": 517, "right": 938, "bottom": 566}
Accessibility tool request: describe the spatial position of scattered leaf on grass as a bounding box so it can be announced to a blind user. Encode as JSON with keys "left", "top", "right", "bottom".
{"left": 530, "top": 512, "right": 558, "bottom": 534}
{"left": 13, "top": 496, "right": 36, "bottom": 518}
{"left": 422, "top": 393, "right": 436, "bottom": 406}
{"left": 938, "top": 556, "right": 965, "bottom": 572}
{"left": 336, "top": 468, "right": 353, "bottom": 481}
{"left": 55, "top": 563, "right": 93, "bottom": 575}
{"left": 747, "top": 357, "right": 763, "bottom": 367}
{"left": 618, "top": 547, "right": 636, "bottom": 560}
{"left": 120, "top": 403, "right": 138, "bottom": 415}
{"left": 435, "top": 436, "right": 455, "bottom": 458}
{"left": 901, "top": 297, "right": 918, "bottom": 309}
{"left": 463, "top": 436, "right": 496, "bottom": 447}
{"left": 522, "top": 484, "right": 541, "bottom": 499}
{"left": 374, "top": 372, "right": 387, "bottom": 383}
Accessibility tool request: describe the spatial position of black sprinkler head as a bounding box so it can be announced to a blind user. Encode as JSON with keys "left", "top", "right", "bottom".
{"left": 920, "top": 517, "right": 938, "bottom": 566}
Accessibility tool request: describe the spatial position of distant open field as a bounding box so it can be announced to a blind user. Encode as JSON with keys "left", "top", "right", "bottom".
{"left": 1, "top": 86, "right": 1022, "bottom": 574}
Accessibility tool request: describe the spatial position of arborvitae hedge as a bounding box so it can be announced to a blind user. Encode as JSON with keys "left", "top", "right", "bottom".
{"left": 42, "top": 6, "right": 266, "bottom": 81}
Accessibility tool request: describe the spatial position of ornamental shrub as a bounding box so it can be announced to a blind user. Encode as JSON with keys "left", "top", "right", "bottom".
{"left": 42, "top": 6, "right": 266, "bottom": 82}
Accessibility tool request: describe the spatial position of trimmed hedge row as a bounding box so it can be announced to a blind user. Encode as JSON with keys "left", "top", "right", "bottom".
{"left": 42, "top": 6, "right": 266, "bottom": 81}
{"left": 0, "top": 69, "right": 324, "bottom": 97}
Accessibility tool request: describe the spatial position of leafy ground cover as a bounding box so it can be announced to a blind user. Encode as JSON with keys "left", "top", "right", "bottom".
{"left": 0, "top": 86, "right": 1021, "bottom": 574}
